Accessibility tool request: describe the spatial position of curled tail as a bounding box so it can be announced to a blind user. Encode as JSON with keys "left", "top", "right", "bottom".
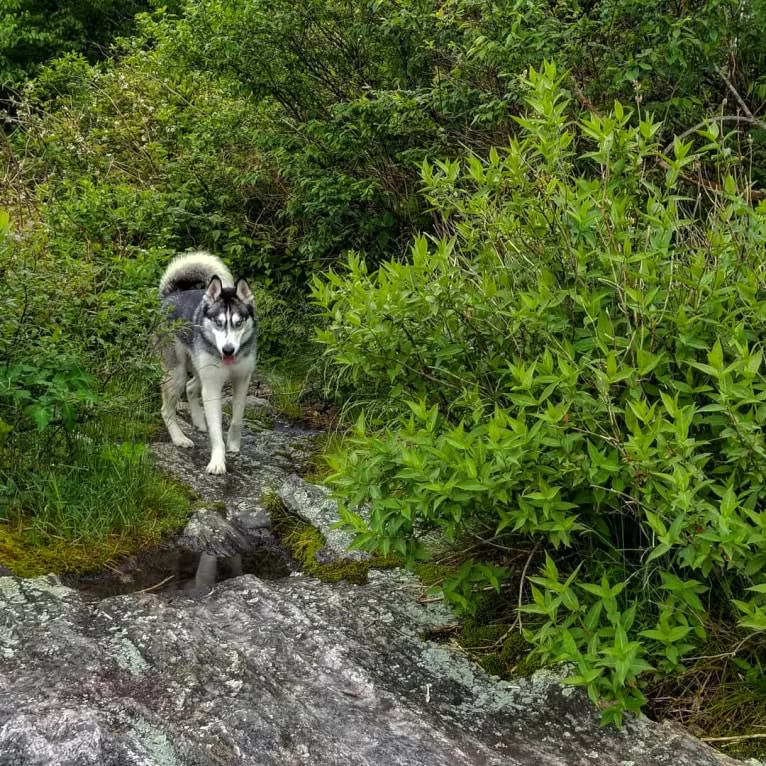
{"left": 159, "top": 251, "right": 234, "bottom": 298}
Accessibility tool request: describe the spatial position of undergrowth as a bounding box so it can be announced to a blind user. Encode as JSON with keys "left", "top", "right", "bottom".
{"left": 314, "top": 63, "right": 766, "bottom": 726}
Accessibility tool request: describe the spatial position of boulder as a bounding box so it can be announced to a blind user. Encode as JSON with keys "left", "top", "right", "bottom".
{"left": 0, "top": 571, "right": 749, "bottom": 766}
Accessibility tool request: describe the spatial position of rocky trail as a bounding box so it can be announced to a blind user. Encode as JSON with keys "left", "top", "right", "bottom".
{"left": 0, "top": 399, "right": 755, "bottom": 765}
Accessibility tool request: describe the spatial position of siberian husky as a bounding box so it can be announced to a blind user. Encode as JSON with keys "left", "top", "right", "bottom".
{"left": 158, "top": 251, "right": 257, "bottom": 474}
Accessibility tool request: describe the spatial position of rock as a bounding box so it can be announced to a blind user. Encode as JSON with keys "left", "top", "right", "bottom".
{"left": 177, "top": 508, "right": 252, "bottom": 557}
{"left": 0, "top": 571, "right": 748, "bottom": 766}
{"left": 177, "top": 507, "right": 276, "bottom": 593}
{"left": 150, "top": 423, "right": 316, "bottom": 503}
{"left": 279, "top": 473, "right": 370, "bottom": 563}
{"left": 149, "top": 414, "right": 314, "bottom": 592}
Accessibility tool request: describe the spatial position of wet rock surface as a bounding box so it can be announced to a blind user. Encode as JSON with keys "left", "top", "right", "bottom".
{"left": 0, "top": 570, "right": 748, "bottom": 766}
{"left": 0, "top": 408, "right": 755, "bottom": 765}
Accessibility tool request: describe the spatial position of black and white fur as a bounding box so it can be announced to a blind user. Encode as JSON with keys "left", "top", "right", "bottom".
{"left": 159, "top": 252, "right": 257, "bottom": 474}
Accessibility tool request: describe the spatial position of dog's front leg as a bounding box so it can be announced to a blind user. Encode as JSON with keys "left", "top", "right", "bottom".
{"left": 201, "top": 378, "right": 227, "bottom": 475}
{"left": 227, "top": 370, "right": 251, "bottom": 454}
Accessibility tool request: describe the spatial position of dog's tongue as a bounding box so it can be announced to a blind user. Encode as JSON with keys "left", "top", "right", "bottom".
{"left": 222, "top": 355, "right": 236, "bottom": 365}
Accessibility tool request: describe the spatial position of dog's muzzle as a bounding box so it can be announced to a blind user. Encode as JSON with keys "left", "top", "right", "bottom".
{"left": 222, "top": 344, "right": 236, "bottom": 365}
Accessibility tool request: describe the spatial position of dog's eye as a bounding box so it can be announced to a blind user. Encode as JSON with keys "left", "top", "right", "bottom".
{"left": 214, "top": 317, "right": 226, "bottom": 328}
{"left": 232, "top": 317, "right": 243, "bottom": 328}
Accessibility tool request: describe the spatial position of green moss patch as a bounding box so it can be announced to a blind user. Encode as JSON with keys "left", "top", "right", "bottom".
{"left": 0, "top": 437, "right": 193, "bottom": 577}
{"left": 265, "top": 490, "right": 400, "bottom": 584}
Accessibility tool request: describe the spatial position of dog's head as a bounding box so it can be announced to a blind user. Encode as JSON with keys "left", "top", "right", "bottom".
{"left": 201, "top": 276, "right": 257, "bottom": 365}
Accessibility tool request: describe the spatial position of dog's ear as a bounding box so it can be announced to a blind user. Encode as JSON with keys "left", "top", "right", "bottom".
{"left": 235, "top": 278, "right": 253, "bottom": 304}
{"left": 204, "top": 275, "right": 223, "bottom": 303}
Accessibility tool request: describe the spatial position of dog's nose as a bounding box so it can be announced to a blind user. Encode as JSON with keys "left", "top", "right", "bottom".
{"left": 222, "top": 344, "right": 235, "bottom": 356}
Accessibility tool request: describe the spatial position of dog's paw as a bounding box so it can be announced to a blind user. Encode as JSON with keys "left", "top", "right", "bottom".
{"left": 172, "top": 434, "right": 195, "bottom": 449}
{"left": 226, "top": 443, "right": 240, "bottom": 455}
{"left": 205, "top": 456, "right": 227, "bottom": 475}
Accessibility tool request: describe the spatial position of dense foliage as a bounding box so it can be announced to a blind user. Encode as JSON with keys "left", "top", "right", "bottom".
{"left": 10, "top": 0, "right": 766, "bottom": 282}
{"left": 315, "top": 65, "right": 766, "bottom": 723}
{"left": 0, "top": 0, "right": 177, "bottom": 86}
{"left": 2, "top": 0, "right": 766, "bottom": 736}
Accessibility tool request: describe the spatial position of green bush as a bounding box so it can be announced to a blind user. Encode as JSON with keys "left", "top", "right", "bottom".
{"left": 0, "top": 0, "right": 178, "bottom": 86}
{"left": 313, "top": 62, "right": 766, "bottom": 724}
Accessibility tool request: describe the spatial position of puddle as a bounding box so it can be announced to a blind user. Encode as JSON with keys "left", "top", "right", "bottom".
{"left": 59, "top": 399, "right": 324, "bottom": 600}
{"left": 62, "top": 535, "right": 297, "bottom": 599}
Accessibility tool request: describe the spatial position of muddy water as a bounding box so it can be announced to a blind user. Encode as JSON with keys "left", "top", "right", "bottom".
{"left": 61, "top": 538, "right": 297, "bottom": 599}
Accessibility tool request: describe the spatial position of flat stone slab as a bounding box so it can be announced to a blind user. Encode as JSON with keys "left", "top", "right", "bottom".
{"left": 0, "top": 571, "right": 749, "bottom": 766}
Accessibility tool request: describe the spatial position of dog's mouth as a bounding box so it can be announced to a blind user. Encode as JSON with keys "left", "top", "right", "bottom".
{"left": 222, "top": 354, "right": 236, "bottom": 366}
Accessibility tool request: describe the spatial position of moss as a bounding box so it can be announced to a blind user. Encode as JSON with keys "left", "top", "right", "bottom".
{"left": 0, "top": 472, "right": 193, "bottom": 578}
{"left": 721, "top": 742, "right": 766, "bottom": 760}
{"left": 265, "top": 490, "right": 400, "bottom": 584}
{"left": 512, "top": 648, "right": 544, "bottom": 677}
{"left": 458, "top": 613, "right": 539, "bottom": 679}
{"left": 2, "top": 527, "right": 149, "bottom": 577}
{"left": 413, "top": 561, "right": 457, "bottom": 587}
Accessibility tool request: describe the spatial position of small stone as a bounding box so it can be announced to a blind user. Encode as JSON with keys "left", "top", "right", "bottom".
{"left": 278, "top": 474, "right": 370, "bottom": 563}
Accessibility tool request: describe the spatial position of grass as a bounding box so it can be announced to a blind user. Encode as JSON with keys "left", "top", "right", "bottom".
{"left": 0, "top": 394, "right": 193, "bottom": 576}
{"left": 646, "top": 627, "right": 766, "bottom": 759}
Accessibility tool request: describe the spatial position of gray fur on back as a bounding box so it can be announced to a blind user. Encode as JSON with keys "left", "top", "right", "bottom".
{"left": 161, "top": 289, "right": 206, "bottom": 346}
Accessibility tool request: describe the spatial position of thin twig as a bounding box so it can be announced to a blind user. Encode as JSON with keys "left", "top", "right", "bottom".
{"left": 701, "top": 733, "right": 766, "bottom": 744}
{"left": 136, "top": 574, "right": 175, "bottom": 593}
{"left": 418, "top": 594, "right": 444, "bottom": 604}
{"left": 681, "top": 635, "right": 754, "bottom": 663}
{"left": 715, "top": 64, "right": 757, "bottom": 120}
{"left": 515, "top": 541, "right": 540, "bottom": 634}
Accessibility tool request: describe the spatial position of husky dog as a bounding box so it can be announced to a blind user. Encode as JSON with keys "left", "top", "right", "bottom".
{"left": 159, "top": 252, "right": 257, "bottom": 474}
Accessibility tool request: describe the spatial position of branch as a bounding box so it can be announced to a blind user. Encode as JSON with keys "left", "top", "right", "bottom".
{"left": 715, "top": 64, "right": 757, "bottom": 121}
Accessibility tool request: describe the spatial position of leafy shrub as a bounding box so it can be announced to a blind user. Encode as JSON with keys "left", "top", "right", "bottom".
{"left": 314, "top": 62, "right": 766, "bottom": 723}
{"left": 0, "top": 0, "right": 179, "bottom": 85}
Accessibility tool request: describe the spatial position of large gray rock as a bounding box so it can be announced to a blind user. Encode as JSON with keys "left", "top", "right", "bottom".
{"left": 2, "top": 408, "right": 752, "bottom": 765}
{"left": 0, "top": 571, "right": 747, "bottom": 766}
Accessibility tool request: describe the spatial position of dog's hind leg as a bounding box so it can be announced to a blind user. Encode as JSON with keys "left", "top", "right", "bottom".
{"left": 186, "top": 374, "right": 207, "bottom": 432}
{"left": 161, "top": 361, "right": 194, "bottom": 449}
{"left": 227, "top": 369, "right": 251, "bottom": 454}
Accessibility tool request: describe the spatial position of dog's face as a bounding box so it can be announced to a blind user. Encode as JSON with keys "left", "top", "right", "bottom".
{"left": 201, "top": 276, "right": 257, "bottom": 365}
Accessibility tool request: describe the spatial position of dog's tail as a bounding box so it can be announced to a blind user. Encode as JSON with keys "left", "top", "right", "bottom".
{"left": 159, "top": 251, "right": 234, "bottom": 298}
